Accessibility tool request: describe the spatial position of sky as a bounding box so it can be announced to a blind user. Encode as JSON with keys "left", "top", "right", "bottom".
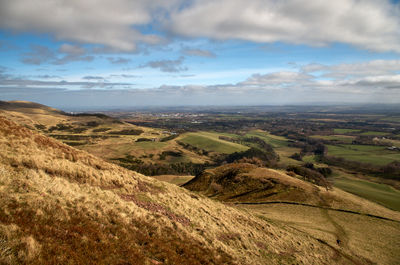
{"left": 0, "top": 0, "right": 400, "bottom": 109}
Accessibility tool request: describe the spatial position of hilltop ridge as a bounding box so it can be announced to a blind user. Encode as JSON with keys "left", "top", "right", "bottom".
{"left": 0, "top": 100, "right": 63, "bottom": 114}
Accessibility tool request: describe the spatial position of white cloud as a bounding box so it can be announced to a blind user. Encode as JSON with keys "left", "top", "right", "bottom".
{"left": 168, "top": 0, "right": 400, "bottom": 53}
{"left": 0, "top": 0, "right": 178, "bottom": 51}
{"left": 302, "top": 60, "right": 400, "bottom": 78}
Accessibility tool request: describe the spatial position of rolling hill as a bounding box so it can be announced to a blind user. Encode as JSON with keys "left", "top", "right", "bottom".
{"left": 184, "top": 163, "right": 400, "bottom": 264}
{"left": 0, "top": 115, "right": 354, "bottom": 265}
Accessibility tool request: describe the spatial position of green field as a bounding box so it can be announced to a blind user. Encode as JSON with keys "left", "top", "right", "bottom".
{"left": 334, "top": 176, "right": 400, "bottom": 211}
{"left": 360, "top": 131, "right": 390, "bottom": 136}
{"left": 327, "top": 144, "right": 400, "bottom": 166}
{"left": 333, "top": 128, "right": 361, "bottom": 134}
{"left": 311, "top": 135, "right": 355, "bottom": 143}
{"left": 180, "top": 131, "right": 249, "bottom": 154}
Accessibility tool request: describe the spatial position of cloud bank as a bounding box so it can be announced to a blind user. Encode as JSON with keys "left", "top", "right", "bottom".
{"left": 1, "top": 59, "right": 400, "bottom": 107}
{"left": 1, "top": 0, "right": 399, "bottom": 53}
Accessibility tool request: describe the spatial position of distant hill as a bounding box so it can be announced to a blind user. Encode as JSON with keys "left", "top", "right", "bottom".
{"left": 0, "top": 115, "right": 355, "bottom": 265}
{"left": 0, "top": 100, "right": 64, "bottom": 113}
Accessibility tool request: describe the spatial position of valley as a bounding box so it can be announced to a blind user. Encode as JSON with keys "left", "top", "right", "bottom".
{"left": 1, "top": 101, "right": 399, "bottom": 264}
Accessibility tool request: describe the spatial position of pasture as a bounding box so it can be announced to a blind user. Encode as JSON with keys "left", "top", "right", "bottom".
{"left": 326, "top": 144, "right": 400, "bottom": 166}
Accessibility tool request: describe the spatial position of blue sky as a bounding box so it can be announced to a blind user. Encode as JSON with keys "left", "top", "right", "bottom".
{"left": 0, "top": 0, "right": 400, "bottom": 109}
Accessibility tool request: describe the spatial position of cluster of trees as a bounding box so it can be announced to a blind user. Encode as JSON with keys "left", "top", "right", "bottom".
{"left": 136, "top": 138, "right": 153, "bottom": 142}
{"left": 121, "top": 160, "right": 211, "bottom": 176}
{"left": 92, "top": 127, "right": 111, "bottom": 133}
{"left": 108, "top": 129, "right": 144, "bottom": 135}
{"left": 159, "top": 150, "right": 183, "bottom": 160}
{"left": 287, "top": 163, "right": 332, "bottom": 189}
{"left": 160, "top": 134, "right": 179, "bottom": 142}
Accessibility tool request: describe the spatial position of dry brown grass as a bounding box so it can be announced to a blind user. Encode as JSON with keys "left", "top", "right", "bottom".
{"left": 240, "top": 203, "right": 400, "bottom": 265}
{"left": 0, "top": 115, "right": 386, "bottom": 264}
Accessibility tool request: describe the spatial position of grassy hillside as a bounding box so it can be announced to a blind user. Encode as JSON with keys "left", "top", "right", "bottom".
{"left": 184, "top": 163, "right": 400, "bottom": 264}
{"left": 240, "top": 204, "right": 400, "bottom": 265}
{"left": 0, "top": 115, "right": 353, "bottom": 265}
